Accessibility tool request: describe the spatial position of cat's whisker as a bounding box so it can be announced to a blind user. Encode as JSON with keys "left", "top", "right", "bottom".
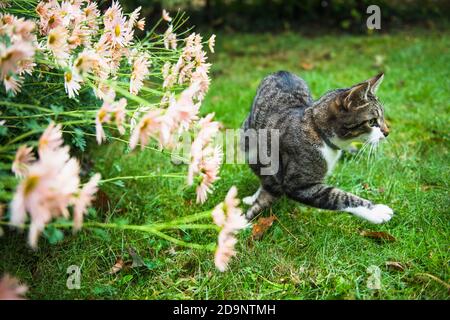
{"left": 367, "top": 143, "right": 375, "bottom": 165}
{"left": 353, "top": 141, "right": 370, "bottom": 163}
{"left": 357, "top": 142, "right": 371, "bottom": 163}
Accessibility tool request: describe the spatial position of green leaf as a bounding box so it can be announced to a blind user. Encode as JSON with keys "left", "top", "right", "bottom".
{"left": 50, "top": 104, "right": 64, "bottom": 115}
{"left": 43, "top": 226, "right": 64, "bottom": 244}
{"left": 91, "top": 228, "right": 111, "bottom": 241}
{"left": 120, "top": 274, "right": 133, "bottom": 285}
{"left": 72, "top": 127, "right": 86, "bottom": 151}
{"left": 112, "top": 180, "right": 125, "bottom": 187}
{"left": 0, "top": 124, "right": 8, "bottom": 136}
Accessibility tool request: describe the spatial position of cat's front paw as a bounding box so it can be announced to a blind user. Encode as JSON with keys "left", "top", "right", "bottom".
{"left": 242, "top": 196, "right": 254, "bottom": 205}
{"left": 367, "top": 204, "right": 394, "bottom": 224}
{"left": 346, "top": 204, "right": 394, "bottom": 224}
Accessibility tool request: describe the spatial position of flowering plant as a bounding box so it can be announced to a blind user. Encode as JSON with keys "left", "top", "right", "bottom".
{"left": 0, "top": 0, "right": 248, "bottom": 279}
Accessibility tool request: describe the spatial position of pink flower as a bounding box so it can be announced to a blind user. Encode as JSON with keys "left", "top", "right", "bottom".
{"left": 214, "top": 233, "right": 238, "bottom": 272}
{"left": 38, "top": 122, "right": 63, "bottom": 156}
{"left": 0, "top": 275, "right": 27, "bottom": 300}
{"left": 160, "top": 83, "right": 201, "bottom": 146}
{"left": 211, "top": 204, "right": 226, "bottom": 227}
{"left": 130, "top": 55, "right": 150, "bottom": 95}
{"left": 197, "top": 113, "right": 220, "bottom": 143}
{"left": 164, "top": 25, "right": 177, "bottom": 50}
{"left": 74, "top": 49, "right": 101, "bottom": 74}
{"left": 136, "top": 18, "right": 145, "bottom": 31}
{"left": 108, "top": 15, "right": 128, "bottom": 47}
{"left": 73, "top": 173, "right": 101, "bottom": 231}
{"left": 212, "top": 186, "right": 248, "bottom": 272}
{"left": 191, "top": 64, "right": 211, "bottom": 101}
{"left": 0, "top": 42, "right": 35, "bottom": 78}
{"left": 162, "top": 9, "right": 172, "bottom": 22}
{"left": 187, "top": 113, "right": 221, "bottom": 196}
{"left": 3, "top": 74, "right": 23, "bottom": 95}
{"left": 173, "top": 83, "right": 201, "bottom": 132}
{"left": 64, "top": 69, "right": 82, "bottom": 98}
{"left": 38, "top": 1, "right": 63, "bottom": 35}
{"left": 104, "top": 1, "right": 123, "bottom": 28}
{"left": 12, "top": 145, "right": 35, "bottom": 178}
{"left": 11, "top": 146, "right": 80, "bottom": 248}
{"left": 208, "top": 34, "right": 216, "bottom": 53}
{"left": 10, "top": 123, "right": 100, "bottom": 248}
{"left": 129, "top": 109, "right": 163, "bottom": 150}
{"left": 17, "top": 59, "right": 36, "bottom": 76}
{"left": 83, "top": 1, "right": 100, "bottom": 29}
{"left": 127, "top": 6, "right": 141, "bottom": 31}
{"left": 47, "top": 26, "right": 70, "bottom": 65}
{"left": 162, "top": 62, "right": 177, "bottom": 89}
{"left": 194, "top": 145, "right": 223, "bottom": 204}
{"left": 95, "top": 96, "right": 127, "bottom": 144}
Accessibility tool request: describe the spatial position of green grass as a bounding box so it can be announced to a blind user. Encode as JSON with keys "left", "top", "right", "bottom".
{"left": 1, "top": 29, "right": 449, "bottom": 299}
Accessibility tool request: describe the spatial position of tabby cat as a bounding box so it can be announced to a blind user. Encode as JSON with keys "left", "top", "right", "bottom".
{"left": 241, "top": 71, "right": 393, "bottom": 224}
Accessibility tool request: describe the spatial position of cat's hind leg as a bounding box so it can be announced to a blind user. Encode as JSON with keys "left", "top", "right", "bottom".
{"left": 245, "top": 187, "right": 277, "bottom": 220}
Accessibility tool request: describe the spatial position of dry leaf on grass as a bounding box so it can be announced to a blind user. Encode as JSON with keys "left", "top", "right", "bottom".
{"left": 360, "top": 230, "right": 396, "bottom": 242}
{"left": 385, "top": 261, "right": 405, "bottom": 271}
{"left": 109, "top": 258, "right": 124, "bottom": 274}
{"left": 252, "top": 215, "right": 276, "bottom": 240}
{"left": 300, "top": 62, "right": 314, "bottom": 70}
{"left": 93, "top": 189, "right": 111, "bottom": 212}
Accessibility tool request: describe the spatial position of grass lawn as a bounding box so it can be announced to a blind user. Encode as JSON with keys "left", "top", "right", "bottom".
{"left": 1, "top": 29, "right": 449, "bottom": 299}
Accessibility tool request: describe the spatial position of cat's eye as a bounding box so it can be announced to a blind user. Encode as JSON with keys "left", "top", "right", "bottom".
{"left": 368, "top": 118, "right": 379, "bottom": 127}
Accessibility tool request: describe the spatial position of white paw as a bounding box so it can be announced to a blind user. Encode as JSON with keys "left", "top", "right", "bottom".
{"left": 242, "top": 196, "right": 254, "bottom": 205}
{"left": 345, "top": 204, "right": 394, "bottom": 224}
{"left": 367, "top": 204, "right": 394, "bottom": 224}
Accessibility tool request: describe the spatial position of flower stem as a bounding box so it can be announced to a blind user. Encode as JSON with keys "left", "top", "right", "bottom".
{"left": 99, "top": 173, "right": 186, "bottom": 184}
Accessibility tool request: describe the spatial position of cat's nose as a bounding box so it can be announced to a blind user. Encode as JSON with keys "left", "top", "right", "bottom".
{"left": 381, "top": 124, "right": 390, "bottom": 137}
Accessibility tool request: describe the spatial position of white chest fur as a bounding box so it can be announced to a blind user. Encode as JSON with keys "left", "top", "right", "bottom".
{"left": 319, "top": 144, "right": 342, "bottom": 175}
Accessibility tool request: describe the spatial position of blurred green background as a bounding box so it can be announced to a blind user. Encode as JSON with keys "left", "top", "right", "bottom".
{"left": 120, "top": 0, "right": 449, "bottom": 33}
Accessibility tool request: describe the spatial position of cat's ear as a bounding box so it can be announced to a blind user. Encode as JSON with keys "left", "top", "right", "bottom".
{"left": 339, "top": 82, "right": 370, "bottom": 110}
{"left": 367, "top": 72, "right": 384, "bottom": 94}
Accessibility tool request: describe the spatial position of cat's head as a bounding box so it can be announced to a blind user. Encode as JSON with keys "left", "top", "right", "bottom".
{"left": 329, "top": 73, "right": 389, "bottom": 146}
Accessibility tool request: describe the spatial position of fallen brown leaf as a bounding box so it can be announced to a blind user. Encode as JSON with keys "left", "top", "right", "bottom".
{"left": 93, "top": 189, "right": 111, "bottom": 212}
{"left": 385, "top": 261, "right": 405, "bottom": 271}
{"left": 252, "top": 215, "right": 276, "bottom": 240}
{"left": 360, "top": 230, "right": 396, "bottom": 242}
{"left": 109, "top": 257, "right": 124, "bottom": 274}
{"left": 300, "top": 62, "right": 314, "bottom": 71}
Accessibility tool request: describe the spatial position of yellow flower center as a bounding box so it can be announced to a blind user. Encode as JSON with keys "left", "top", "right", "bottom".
{"left": 114, "top": 24, "right": 121, "bottom": 37}
{"left": 141, "top": 118, "right": 153, "bottom": 131}
{"left": 75, "top": 57, "right": 83, "bottom": 68}
{"left": 48, "top": 34, "right": 56, "bottom": 45}
{"left": 24, "top": 175, "right": 39, "bottom": 195}
{"left": 65, "top": 71, "right": 72, "bottom": 82}
{"left": 98, "top": 109, "right": 107, "bottom": 122}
